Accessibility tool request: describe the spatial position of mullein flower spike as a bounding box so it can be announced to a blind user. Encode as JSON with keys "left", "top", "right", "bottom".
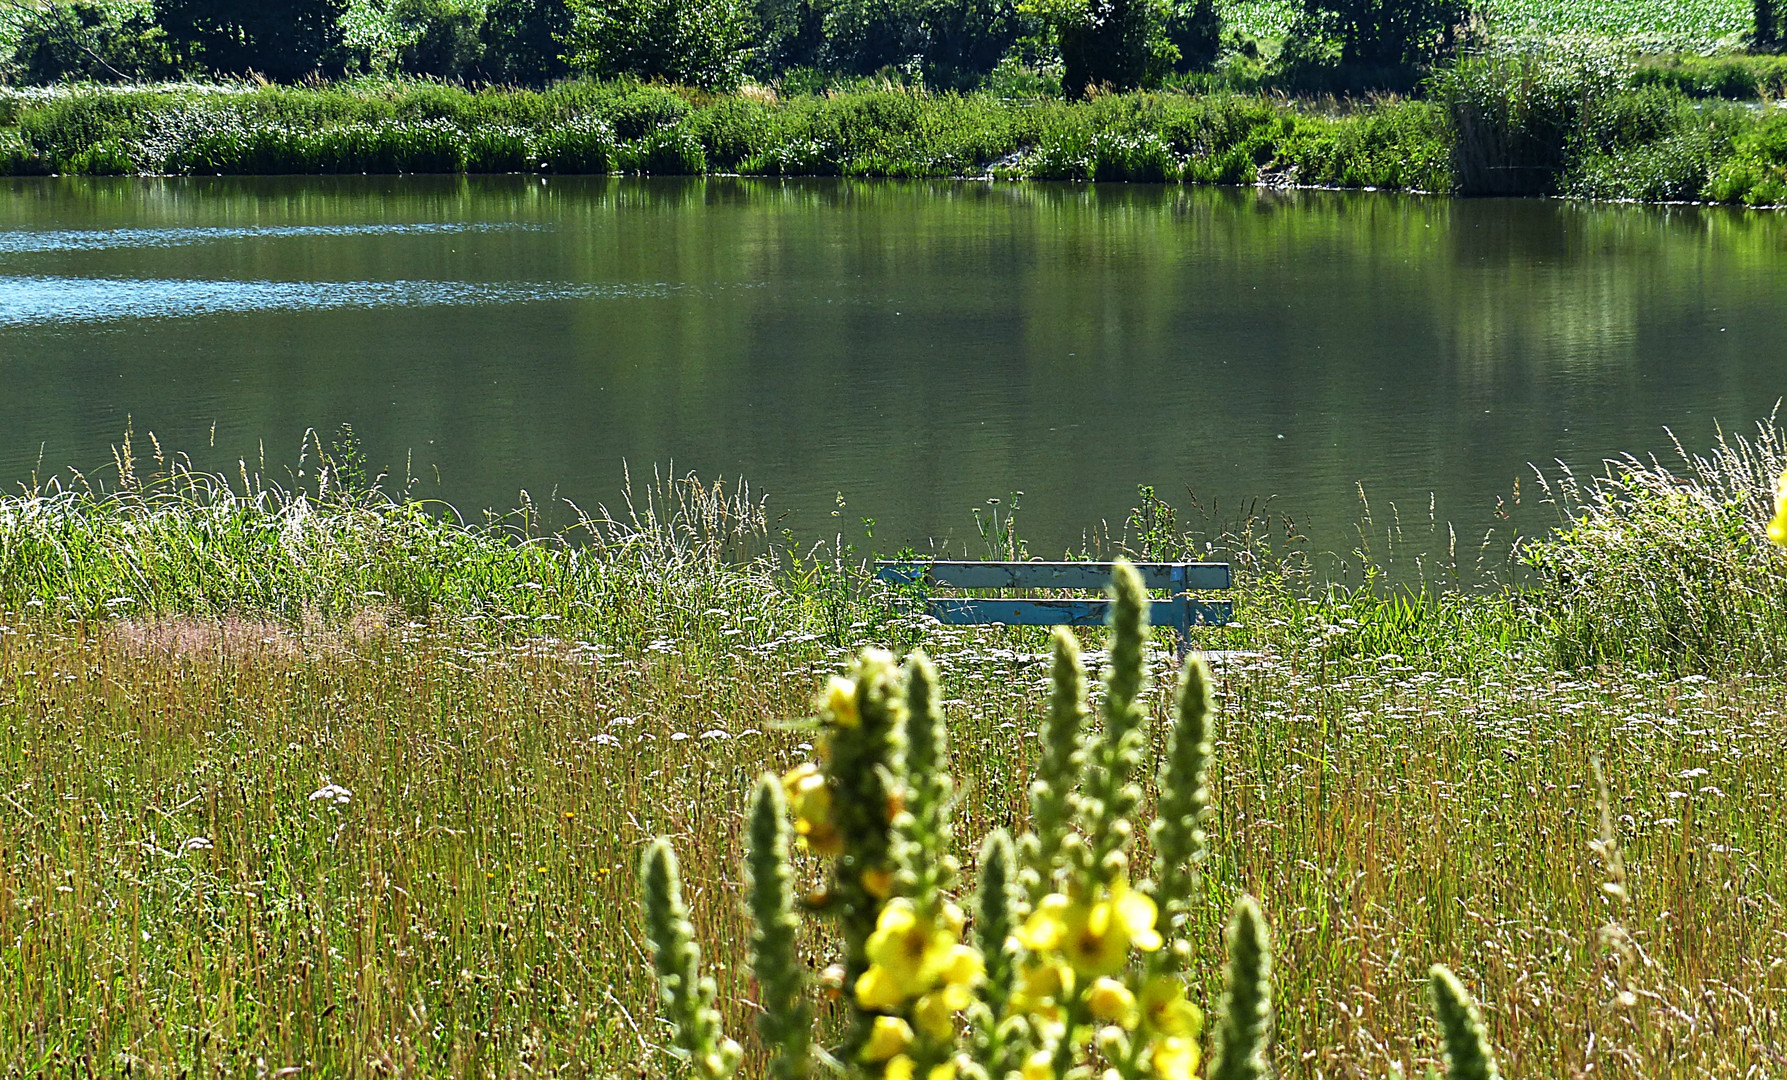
{"left": 1211, "top": 894, "right": 1273, "bottom": 1080}
{"left": 639, "top": 840, "right": 742, "bottom": 1079}
{"left": 974, "top": 829, "right": 1018, "bottom": 1017}
{"left": 1149, "top": 653, "right": 1214, "bottom": 974}
{"left": 1022, "top": 627, "right": 1088, "bottom": 905}
{"left": 1429, "top": 966, "right": 1501, "bottom": 1080}
{"left": 636, "top": 570, "right": 1507, "bottom": 1080}
{"left": 1081, "top": 560, "right": 1151, "bottom": 886}
{"left": 748, "top": 775, "right": 813, "bottom": 1080}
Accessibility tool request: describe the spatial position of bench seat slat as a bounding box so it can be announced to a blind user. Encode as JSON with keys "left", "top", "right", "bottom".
{"left": 878, "top": 560, "right": 1232, "bottom": 591}
{"left": 928, "top": 599, "right": 1234, "bottom": 629}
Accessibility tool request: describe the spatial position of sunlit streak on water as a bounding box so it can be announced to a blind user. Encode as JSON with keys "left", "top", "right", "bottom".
{"left": 0, "top": 222, "right": 541, "bottom": 256}
{"left": 0, "top": 276, "right": 674, "bottom": 326}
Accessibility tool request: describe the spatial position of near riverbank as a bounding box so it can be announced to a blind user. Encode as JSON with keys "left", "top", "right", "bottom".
{"left": 5, "top": 58, "right": 1787, "bottom": 205}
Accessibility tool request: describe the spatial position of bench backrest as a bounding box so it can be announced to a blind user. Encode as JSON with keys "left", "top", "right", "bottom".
{"left": 873, "top": 560, "right": 1233, "bottom": 638}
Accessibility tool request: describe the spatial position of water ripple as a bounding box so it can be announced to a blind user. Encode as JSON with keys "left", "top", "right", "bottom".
{"left": 0, "top": 222, "right": 540, "bottom": 256}
{"left": 0, "top": 275, "right": 672, "bottom": 326}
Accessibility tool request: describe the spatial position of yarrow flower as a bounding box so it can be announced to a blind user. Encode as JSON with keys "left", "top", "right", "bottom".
{"left": 781, "top": 762, "right": 843, "bottom": 856}
{"left": 855, "top": 898, "right": 984, "bottom": 1012}
{"left": 1014, "top": 881, "right": 1162, "bottom": 976}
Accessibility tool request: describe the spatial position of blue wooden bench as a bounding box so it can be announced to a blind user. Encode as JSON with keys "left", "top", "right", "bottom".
{"left": 873, "top": 560, "right": 1233, "bottom": 646}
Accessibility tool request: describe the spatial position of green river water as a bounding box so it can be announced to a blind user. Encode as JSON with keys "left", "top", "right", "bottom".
{"left": 1, "top": 175, "right": 1783, "bottom": 566}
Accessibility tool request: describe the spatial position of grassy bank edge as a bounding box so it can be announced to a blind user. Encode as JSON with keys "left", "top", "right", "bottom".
{"left": 3, "top": 75, "right": 1787, "bottom": 206}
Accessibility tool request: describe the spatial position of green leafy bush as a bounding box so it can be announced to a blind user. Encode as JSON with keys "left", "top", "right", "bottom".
{"left": 1708, "top": 109, "right": 1787, "bottom": 204}
{"left": 1432, "top": 46, "right": 1624, "bottom": 195}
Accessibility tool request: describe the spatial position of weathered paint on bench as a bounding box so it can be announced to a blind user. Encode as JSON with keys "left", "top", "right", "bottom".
{"left": 874, "top": 560, "right": 1235, "bottom": 640}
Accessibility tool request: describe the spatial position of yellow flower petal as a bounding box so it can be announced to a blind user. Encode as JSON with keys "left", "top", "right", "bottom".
{"left": 1022, "top": 1050, "right": 1056, "bottom": 1080}
{"left": 861, "top": 1016, "right": 914, "bottom": 1062}
{"left": 825, "top": 676, "right": 860, "bottom": 726}
{"left": 1140, "top": 977, "right": 1203, "bottom": 1039}
{"left": 1017, "top": 893, "right": 1071, "bottom": 951}
{"left": 1149, "top": 1036, "right": 1201, "bottom": 1080}
{"left": 1770, "top": 468, "right": 1787, "bottom": 547}
{"left": 914, "top": 991, "right": 956, "bottom": 1039}
{"left": 939, "top": 944, "right": 984, "bottom": 988}
{"left": 1113, "top": 885, "right": 1161, "bottom": 952}
{"left": 1087, "top": 977, "right": 1139, "bottom": 1028}
{"left": 883, "top": 1055, "right": 916, "bottom": 1080}
{"left": 855, "top": 966, "right": 907, "bottom": 1012}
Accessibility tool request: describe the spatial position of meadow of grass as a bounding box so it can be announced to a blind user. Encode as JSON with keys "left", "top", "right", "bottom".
{"left": 0, "top": 423, "right": 1784, "bottom": 1076}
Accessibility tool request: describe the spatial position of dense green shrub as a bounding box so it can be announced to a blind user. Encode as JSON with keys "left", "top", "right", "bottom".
{"left": 815, "top": 0, "right": 1022, "bottom": 90}
{"left": 533, "top": 113, "right": 615, "bottom": 171}
{"left": 1708, "top": 110, "right": 1787, "bottom": 204}
{"left": 1524, "top": 419, "right": 1787, "bottom": 672}
{"left": 1294, "top": 0, "right": 1466, "bottom": 68}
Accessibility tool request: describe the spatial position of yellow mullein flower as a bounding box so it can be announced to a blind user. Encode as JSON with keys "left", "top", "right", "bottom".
{"left": 1015, "top": 893, "right": 1073, "bottom": 951}
{"left": 781, "top": 763, "right": 842, "bottom": 856}
{"left": 1139, "top": 977, "right": 1203, "bottom": 1039}
{"left": 862, "top": 1016, "right": 914, "bottom": 1062}
{"left": 856, "top": 899, "right": 983, "bottom": 1011}
{"left": 1086, "top": 977, "right": 1139, "bottom": 1028}
{"left": 1021, "top": 1050, "right": 1056, "bottom": 1080}
{"left": 913, "top": 990, "right": 956, "bottom": 1039}
{"left": 1008, "top": 959, "right": 1074, "bottom": 1021}
{"left": 1770, "top": 467, "right": 1787, "bottom": 547}
{"left": 824, "top": 675, "right": 860, "bottom": 727}
{"left": 1016, "top": 882, "right": 1161, "bottom": 976}
{"left": 886, "top": 1058, "right": 958, "bottom": 1080}
{"left": 1148, "top": 1036, "right": 1201, "bottom": 1080}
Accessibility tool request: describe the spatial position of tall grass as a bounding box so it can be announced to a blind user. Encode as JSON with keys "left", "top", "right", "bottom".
{"left": 1523, "top": 415, "right": 1787, "bottom": 671}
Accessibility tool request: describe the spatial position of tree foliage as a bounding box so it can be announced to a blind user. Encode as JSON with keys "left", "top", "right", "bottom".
{"left": 152, "top": 0, "right": 347, "bottom": 78}
{"left": 564, "top": 0, "right": 754, "bottom": 89}
{"left": 6, "top": 0, "right": 172, "bottom": 83}
{"left": 1294, "top": 0, "right": 1468, "bottom": 70}
{"left": 480, "top": 0, "right": 570, "bottom": 85}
